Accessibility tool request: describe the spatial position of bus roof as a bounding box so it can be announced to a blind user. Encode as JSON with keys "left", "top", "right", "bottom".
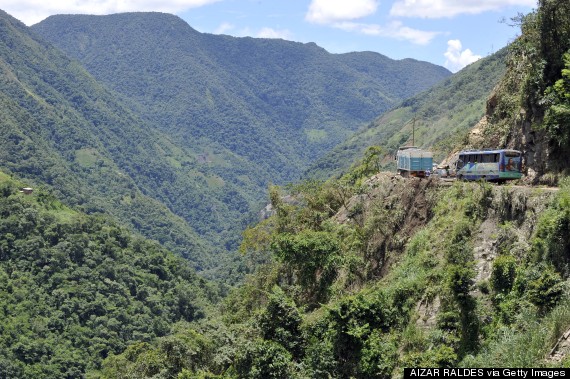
{"left": 397, "top": 146, "right": 419, "bottom": 151}
{"left": 458, "top": 149, "right": 521, "bottom": 155}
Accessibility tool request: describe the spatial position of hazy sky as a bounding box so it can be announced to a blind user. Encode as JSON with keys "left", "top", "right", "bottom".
{"left": 2, "top": 0, "right": 536, "bottom": 72}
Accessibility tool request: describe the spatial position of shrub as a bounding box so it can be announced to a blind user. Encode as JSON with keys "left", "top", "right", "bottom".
{"left": 233, "top": 340, "right": 293, "bottom": 379}
{"left": 359, "top": 331, "right": 398, "bottom": 378}
{"left": 526, "top": 266, "right": 565, "bottom": 312}
{"left": 491, "top": 255, "right": 517, "bottom": 295}
{"left": 257, "top": 286, "right": 304, "bottom": 359}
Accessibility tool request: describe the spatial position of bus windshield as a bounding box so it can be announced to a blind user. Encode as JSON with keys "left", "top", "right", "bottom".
{"left": 503, "top": 152, "right": 521, "bottom": 172}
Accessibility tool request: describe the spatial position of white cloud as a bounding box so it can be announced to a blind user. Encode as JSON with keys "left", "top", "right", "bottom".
{"left": 444, "top": 39, "right": 482, "bottom": 72}
{"left": 390, "top": 0, "right": 536, "bottom": 19}
{"left": 305, "top": 0, "right": 437, "bottom": 45}
{"left": 214, "top": 22, "right": 234, "bottom": 35}
{"left": 1, "top": 0, "right": 222, "bottom": 25}
{"left": 226, "top": 26, "right": 293, "bottom": 41}
{"left": 336, "top": 21, "right": 439, "bottom": 45}
{"left": 305, "top": 0, "right": 378, "bottom": 24}
{"left": 255, "top": 27, "right": 293, "bottom": 40}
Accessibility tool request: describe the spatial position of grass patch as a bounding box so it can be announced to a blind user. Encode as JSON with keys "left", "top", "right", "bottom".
{"left": 305, "top": 129, "right": 328, "bottom": 143}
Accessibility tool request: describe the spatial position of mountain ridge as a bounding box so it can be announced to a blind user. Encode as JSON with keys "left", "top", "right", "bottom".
{"left": 0, "top": 9, "right": 219, "bottom": 271}
{"left": 31, "top": 12, "right": 451, "bottom": 167}
{"left": 26, "top": 11, "right": 451, "bottom": 275}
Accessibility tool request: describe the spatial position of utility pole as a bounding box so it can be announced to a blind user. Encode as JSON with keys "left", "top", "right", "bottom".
{"left": 412, "top": 117, "right": 416, "bottom": 146}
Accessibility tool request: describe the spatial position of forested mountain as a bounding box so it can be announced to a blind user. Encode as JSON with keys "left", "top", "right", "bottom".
{"left": 0, "top": 10, "right": 225, "bottom": 273}
{"left": 0, "top": 10, "right": 451, "bottom": 280}
{"left": 4, "top": 0, "right": 570, "bottom": 377}
{"left": 96, "top": 1, "right": 570, "bottom": 378}
{"left": 31, "top": 12, "right": 450, "bottom": 167}
{"left": 29, "top": 12, "right": 450, "bottom": 262}
{"left": 305, "top": 47, "right": 509, "bottom": 179}
{"left": 0, "top": 171, "right": 218, "bottom": 377}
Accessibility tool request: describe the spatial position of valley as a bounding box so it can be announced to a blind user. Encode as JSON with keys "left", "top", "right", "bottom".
{"left": 1, "top": 0, "right": 570, "bottom": 377}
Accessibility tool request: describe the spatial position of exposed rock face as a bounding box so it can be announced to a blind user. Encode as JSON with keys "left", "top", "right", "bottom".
{"left": 547, "top": 328, "right": 570, "bottom": 364}
{"left": 512, "top": 117, "right": 552, "bottom": 184}
{"left": 474, "top": 185, "right": 555, "bottom": 281}
{"left": 343, "top": 173, "right": 556, "bottom": 333}
{"left": 471, "top": 72, "right": 562, "bottom": 185}
{"left": 335, "top": 172, "right": 438, "bottom": 277}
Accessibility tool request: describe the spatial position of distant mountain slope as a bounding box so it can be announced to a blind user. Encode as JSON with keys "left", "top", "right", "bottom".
{"left": 26, "top": 12, "right": 451, "bottom": 279}
{"left": 0, "top": 10, "right": 219, "bottom": 271}
{"left": 31, "top": 11, "right": 451, "bottom": 178}
{"left": 304, "top": 47, "right": 508, "bottom": 179}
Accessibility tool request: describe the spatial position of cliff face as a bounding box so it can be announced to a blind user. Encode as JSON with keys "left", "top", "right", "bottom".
{"left": 468, "top": 1, "right": 570, "bottom": 184}
{"left": 469, "top": 90, "right": 554, "bottom": 184}
{"left": 339, "top": 173, "right": 557, "bottom": 285}
{"left": 333, "top": 174, "right": 437, "bottom": 277}
{"left": 342, "top": 174, "right": 563, "bottom": 369}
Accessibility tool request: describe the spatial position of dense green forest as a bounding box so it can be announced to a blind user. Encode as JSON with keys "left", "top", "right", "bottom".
{"left": 31, "top": 12, "right": 450, "bottom": 165}
{"left": 0, "top": 172, "right": 219, "bottom": 378}
{"left": 0, "top": 9, "right": 224, "bottom": 275}
{"left": 29, "top": 12, "right": 450, "bottom": 266}
{"left": 0, "top": 10, "right": 451, "bottom": 283}
{"left": 3, "top": 0, "right": 570, "bottom": 377}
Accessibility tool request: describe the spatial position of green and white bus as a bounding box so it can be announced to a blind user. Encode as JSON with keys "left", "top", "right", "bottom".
{"left": 455, "top": 149, "right": 522, "bottom": 183}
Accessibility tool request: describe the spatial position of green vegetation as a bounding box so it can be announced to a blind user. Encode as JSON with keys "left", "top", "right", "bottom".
{"left": 4, "top": 1, "right": 570, "bottom": 377}
{"left": 305, "top": 47, "right": 508, "bottom": 179}
{"left": 0, "top": 173, "right": 218, "bottom": 378}
{"left": 0, "top": 10, "right": 451, "bottom": 283}
{"left": 477, "top": 0, "right": 570, "bottom": 179}
{"left": 0, "top": 9, "right": 221, "bottom": 276}
{"left": 4, "top": 146, "right": 570, "bottom": 378}
{"left": 32, "top": 12, "right": 449, "bottom": 167}
{"left": 543, "top": 51, "right": 570, "bottom": 147}
{"left": 95, "top": 163, "right": 570, "bottom": 378}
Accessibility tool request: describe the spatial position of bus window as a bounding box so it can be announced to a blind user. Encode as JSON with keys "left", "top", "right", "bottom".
{"left": 457, "top": 155, "right": 465, "bottom": 169}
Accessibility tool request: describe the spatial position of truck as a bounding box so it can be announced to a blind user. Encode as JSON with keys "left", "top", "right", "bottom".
{"left": 396, "top": 146, "right": 433, "bottom": 178}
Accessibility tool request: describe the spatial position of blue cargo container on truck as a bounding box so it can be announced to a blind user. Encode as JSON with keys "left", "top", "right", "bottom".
{"left": 396, "top": 146, "right": 433, "bottom": 178}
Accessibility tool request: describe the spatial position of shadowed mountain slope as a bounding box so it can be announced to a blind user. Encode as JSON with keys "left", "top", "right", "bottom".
{"left": 0, "top": 10, "right": 451, "bottom": 279}
{"left": 25, "top": 12, "right": 451, "bottom": 277}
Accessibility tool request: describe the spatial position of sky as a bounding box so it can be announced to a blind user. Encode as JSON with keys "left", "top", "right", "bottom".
{"left": 1, "top": 0, "right": 537, "bottom": 72}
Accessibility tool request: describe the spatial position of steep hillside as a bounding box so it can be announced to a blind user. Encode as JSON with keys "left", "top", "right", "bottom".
{"left": 31, "top": 11, "right": 451, "bottom": 187}
{"left": 469, "top": 0, "right": 570, "bottom": 184}
{"left": 0, "top": 171, "right": 218, "bottom": 378}
{"left": 0, "top": 9, "right": 451, "bottom": 280}
{"left": 0, "top": 10, "right": 229, "bottom": 272}
{"left": 305, "top": 47, "right": 508, "bottom": 179}
{"left": 88, "top": 3, "right": 570, "bottom": 376}
{"left": 96, "top": 167, "right": 570, "bottom": 377}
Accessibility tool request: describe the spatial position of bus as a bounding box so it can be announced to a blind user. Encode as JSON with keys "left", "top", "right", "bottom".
{"left": 396, "top": 146, "right": 433, "bottom": 178}
{"left": 454, "top": 149, "right": 522, "bottom": 182}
